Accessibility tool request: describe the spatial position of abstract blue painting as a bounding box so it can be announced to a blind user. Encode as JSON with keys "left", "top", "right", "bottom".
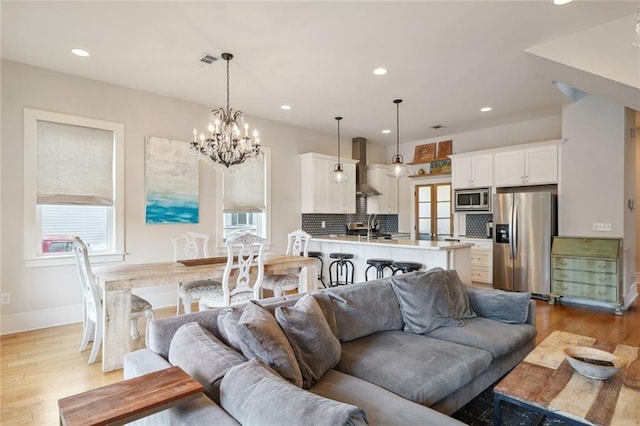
{"left": 145, "top": 136, "right": 199, "bottom": 224}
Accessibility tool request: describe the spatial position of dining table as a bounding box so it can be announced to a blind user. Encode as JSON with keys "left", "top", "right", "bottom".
{"left": 92, "top": 254, "right": 318, "bottom": 372}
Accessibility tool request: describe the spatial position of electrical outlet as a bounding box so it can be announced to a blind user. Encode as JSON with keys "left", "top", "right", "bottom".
{"left": 1, "top": 293, "right": 10, "bottom": 305}
{"left": 592, "top": 223, "right": 612, "bottom": 232}
{"left": 321, "top": 221, "right": 326, "bottom": 228}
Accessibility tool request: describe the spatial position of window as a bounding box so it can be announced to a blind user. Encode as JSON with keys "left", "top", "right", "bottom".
{"left": 216, "top": 148, "right": 271, "bottom": 248}
{"left": 23, "top": 108, "right": 124, "bottom": 266}
{"left": 415, "top": 183, "right": 452, "bottom": 241}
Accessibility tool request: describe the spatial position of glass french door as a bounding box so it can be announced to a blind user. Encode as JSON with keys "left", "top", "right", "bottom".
{"left": 415, "top": 183, "right": 452, "bottom": 241}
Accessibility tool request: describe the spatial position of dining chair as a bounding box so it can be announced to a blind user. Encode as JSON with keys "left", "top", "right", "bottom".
{"left": 198, "top": 232, "right": 266, "bottom": 311}
{"left": 261, "top": 229, "right": 311, "bottom": 297}
{"left": 72, "top": 237, "right": 154, "bottom": 364}
{"left": 171, "top": 232, "right": 220, "bottom": 314}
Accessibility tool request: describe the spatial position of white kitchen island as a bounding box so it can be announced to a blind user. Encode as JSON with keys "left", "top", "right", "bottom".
{"left": 309, "top": 236, "right": 473, "bottom": 285}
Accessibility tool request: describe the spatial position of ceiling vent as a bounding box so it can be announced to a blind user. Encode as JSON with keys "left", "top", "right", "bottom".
{"left": 430, "top": 124, "right": 446, "bottom": 130}
{"left": 198, "top": 53, "right": 219, "bottom": 65}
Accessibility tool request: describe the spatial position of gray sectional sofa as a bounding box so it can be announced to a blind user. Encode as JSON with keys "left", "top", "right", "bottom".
{"left": 124, "top": 268, "right": 537, "bottom": 425}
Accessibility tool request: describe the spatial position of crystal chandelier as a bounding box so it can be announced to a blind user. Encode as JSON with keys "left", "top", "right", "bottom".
{"left": 332, "top": 116, "right": 349, "bottom": 183}
{"left": 387, "top": 99, "right": 409, "bottom": 177}
{"left": 191, "top": 53, "right": 262, "bottom": 168}
{"left": 633, "top": 8, "right": 640, "bottom": 47}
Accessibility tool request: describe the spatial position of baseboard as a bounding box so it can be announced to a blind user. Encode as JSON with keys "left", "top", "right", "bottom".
{"left": 0, "top": 290, "right": 177, "bottom": 336}
{"left": 624, "top": 282, "right": 638, "bottom": 309}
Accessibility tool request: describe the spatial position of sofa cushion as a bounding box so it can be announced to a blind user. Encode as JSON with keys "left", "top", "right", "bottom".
{"left": 443, "top": 270, "right": 476, "bottom": 320}
{"left": 168, "top": 322, "right": 245, "bottom": 402}
{"left": 310, "top": 369, "right": 466, "bottom": 426}
{"left": 310, "top": 292, "right": 339, "bottom": 338}
{"left": 236, "top": 300, "right": 303, "bottom": 387}
{"left": 276, "top": 294, "right": 342, "bottom": 389}
{"left": 220, "top": 359, "right": 368, "bottom": 426}
{"left": 465, "top": 286, "right": 531, "bottom": 324}
{"left": 336, "top": 330, "right": 492, "bottom": 406}
{"left": 390, "top": 269, "right": 462, "bottom": 334}
{"left": 425, "top": 316, "right": 537, "bottom": 359}
{"left": 327, "top": 279, "right": 404, "bottom": 342}
{"left": 217, "top": 307, "right": 243, "bottom": 352}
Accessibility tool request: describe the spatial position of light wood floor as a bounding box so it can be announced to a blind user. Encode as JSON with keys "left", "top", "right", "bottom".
{"left": 2, "top": 298, "right": 640, "bottom": 425}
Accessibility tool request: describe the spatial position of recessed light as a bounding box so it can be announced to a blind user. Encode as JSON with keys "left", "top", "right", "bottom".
{"left": 373, "top": 68, "right": 388, "bottom": 76}
{"left": 480, "top": 107, "right": 492, "bottom": 112}
{"left": 382, "top": 129, "right": 391, "bottom": 134}
{"left": 280, "top": 105, "right": 291, "bottom": 110}
{"left": 553, "top": 0, "right": 572, "bottom": 5}
{"left": 71, "top": 48, "right": 90, "bottom": 57}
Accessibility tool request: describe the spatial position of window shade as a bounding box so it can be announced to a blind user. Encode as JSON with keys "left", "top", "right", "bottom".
{"left": 36, "top": 120, "right": 114, "bottom": 206}
{"left": 223, "top": 161, "right": 265, "bottom": 213}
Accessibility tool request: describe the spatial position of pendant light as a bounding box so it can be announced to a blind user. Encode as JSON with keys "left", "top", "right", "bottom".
{"left": 387, "top": 99, "right": 409, "bottom": 177}
{"left": 332, "top": 116, "right": 349, "bottom": 183}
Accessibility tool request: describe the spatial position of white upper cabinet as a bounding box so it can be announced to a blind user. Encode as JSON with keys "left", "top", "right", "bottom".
{"left": 450, "top": 153, "right": 493, "bottom": 189}
{"left": 367, "top": 164, "right": 398, "bottom": 214}
{"left": 300, "top": 153, "right": 357, "bottom": 214}
{"left": 494, "top": 143, "right": 558, "bottom": 187}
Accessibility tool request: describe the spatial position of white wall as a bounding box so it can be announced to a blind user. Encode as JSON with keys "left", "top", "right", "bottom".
{"left": 394, "top": 116, "right": 563, "bottom": 233}
{"left": 0, "top": 60, "right": 356, "bottom": 334}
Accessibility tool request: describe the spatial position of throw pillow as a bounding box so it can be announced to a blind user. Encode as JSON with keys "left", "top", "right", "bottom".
{"left": 220, "top": 359, "right": 368, "bottom": 426}
{"left": 276, "top": 294, "right": 342, "bottom": 389}
{"left": 390, "top": 268, "right": 462, "bottom": 334}
{"left": 217, "top": 307, "right": 243, "bottom": 352}
{"left": 443, "top": 270, "right": 477, "bottom": 320}
{"left": 168, "top": 322, "right": 245, "bottom": 403}
{"left": 236, "top": 300, "right": 303, "bottom": 387}
{"left": 465, "top": 286, "right": 531, "bottom": 324}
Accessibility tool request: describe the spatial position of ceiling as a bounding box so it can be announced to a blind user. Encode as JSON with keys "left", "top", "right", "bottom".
{"left": 2, "top": 1, "right": 639, "bottom": 146}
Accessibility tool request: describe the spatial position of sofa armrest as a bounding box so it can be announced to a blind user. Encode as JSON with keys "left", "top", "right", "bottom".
{"left": 526, "top": 299, "right": 536, "bottom": 326}
{"left": 464, "top": 285, "right": 531, "bottom": 324}
{"left": 123, "top": 349, "right": 173, "bottom": 380}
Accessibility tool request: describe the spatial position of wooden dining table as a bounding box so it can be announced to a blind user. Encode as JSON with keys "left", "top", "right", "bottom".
{"left": 92, "top": 254, "right": 318, "bottom": 372}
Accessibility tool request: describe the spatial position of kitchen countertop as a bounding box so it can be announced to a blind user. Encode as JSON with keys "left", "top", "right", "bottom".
{"left": 311, "top": 235, "right": 473, "bottom": 251}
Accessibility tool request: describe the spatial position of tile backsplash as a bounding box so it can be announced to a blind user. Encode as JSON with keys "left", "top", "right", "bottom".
{"left": 302, "top": 196, "right": 398, "bottom": 236}
{"left": 465, "top": 213, "right": 493, "bottom": 238}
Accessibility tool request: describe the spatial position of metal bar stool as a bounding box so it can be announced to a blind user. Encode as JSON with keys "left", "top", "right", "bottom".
{"left": 392, "top": 261, "right": 423, "bottom": 275}
{"left": 328, "top": 253, "right": 355, "bottom": 287}
{"left": 365, "top": 258, "right": 395, "bottom": 281}
{"left": 307, "top": 251, "right": 326, "bottom": 288}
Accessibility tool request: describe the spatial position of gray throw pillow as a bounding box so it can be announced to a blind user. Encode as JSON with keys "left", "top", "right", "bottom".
{"left": 168, "top": 322, "right": 245, "bottom": 403}
{"left": 276, "top": 294, "right": 342, "bottom": 389}
{"left": 236, "top": 300, "right": 303, "bottom": 387}
{"left": 311, "top": 292, "right": 339, "bottom": 338}
{"left": 443, "top": 270, "right": 477, "bottom": 320}
{"left": 465, "top": 286, "right": 531, "bottom": 324}
{"left": 390, "top": 269, "right": 462, "bottom": 334}
{"left": 220, "top": 359, "right": 368, "bottom": 426}
{"left": 217, "top": 307, "right": 243, "bottom": 352}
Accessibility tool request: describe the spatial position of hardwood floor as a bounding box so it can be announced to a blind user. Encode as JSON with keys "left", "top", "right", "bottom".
{"left": 1, "top": 298, "right": 639, "bottom": 425}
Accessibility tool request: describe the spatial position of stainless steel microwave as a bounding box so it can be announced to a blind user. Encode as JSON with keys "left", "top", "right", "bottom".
{"left": 454, "top": 188, "right": 491, "bottom": 212}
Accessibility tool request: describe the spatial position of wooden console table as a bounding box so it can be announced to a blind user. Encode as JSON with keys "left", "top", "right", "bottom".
{"left": 58, "top": 366, "right": 203, "bottom": 426}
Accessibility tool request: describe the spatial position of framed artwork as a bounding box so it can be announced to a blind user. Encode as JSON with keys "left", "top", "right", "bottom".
{"left": 430, "top": 159, "right": 452, "bottom": 175}
{"left": 436, "top": 140, "right": 453, "bottom": 160}
{"left": 412, "top": 143, "right": 436, "bottom": 163}
{"left": 145, "top": 136, "right": 199, "bottom": 224}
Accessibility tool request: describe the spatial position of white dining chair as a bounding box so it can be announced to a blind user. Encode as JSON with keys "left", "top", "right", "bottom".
{"left": 72, "top": 237, "right": 154, "bottom": 364}
{"left": 171, "top": 232, "right": 221, "bottom": 314}
{"left": 198, "top": 232, "right": 266, "bottom": 311}
{"left": 261, "top": 229, "right": 311, "bottom": 297}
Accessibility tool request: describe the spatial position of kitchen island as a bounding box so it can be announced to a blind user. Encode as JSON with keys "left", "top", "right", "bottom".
{"left": 309, "top": 236, "right": 472, "bottom": 284}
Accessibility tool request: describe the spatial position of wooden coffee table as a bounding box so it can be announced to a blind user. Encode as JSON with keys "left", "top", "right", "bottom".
{"left": 494, "top": 331, "right": 640, "bottom": 426}
{"left": 58, "top": 366, "right": 203, "bottom": 426}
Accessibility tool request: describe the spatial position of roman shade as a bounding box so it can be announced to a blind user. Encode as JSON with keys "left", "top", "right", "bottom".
{"left": 223, "top": 160, "right": 265, "bottom": 212}
{"left": 36, "top": 120, "right": 114, "bottom": 206}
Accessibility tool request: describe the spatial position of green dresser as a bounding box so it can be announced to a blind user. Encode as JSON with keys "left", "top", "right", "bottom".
{"left": 549, "top": 237, "right": 623, "bottom": 314}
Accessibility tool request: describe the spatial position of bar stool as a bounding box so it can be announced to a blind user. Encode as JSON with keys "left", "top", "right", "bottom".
{"left": 328, "top": 253, "right": 355, "bottom": 287}
{"left": 365, "top": 258, "right": 395, "bottom": 281}
{"left": 307, "top": 251, "right": 326, "bottom": 288}
{"left": 392, "top": 261, "right": 423, "bottom": 275}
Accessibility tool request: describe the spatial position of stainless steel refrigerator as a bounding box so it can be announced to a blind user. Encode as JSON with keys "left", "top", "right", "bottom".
{"left": 493, "top": 191, "right": 557, "bottom": 295}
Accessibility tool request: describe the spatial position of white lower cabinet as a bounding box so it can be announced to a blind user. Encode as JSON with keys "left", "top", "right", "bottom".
{"left": 471, "top": 248, "right": 492, "bottom": 284}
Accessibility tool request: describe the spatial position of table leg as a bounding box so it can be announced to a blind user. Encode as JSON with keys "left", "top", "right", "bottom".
{"left": 493, "top": 393, "right": 502, "bottom": 426}
{"left": 299, "top": 263, "right": 318, "bottom": 293}
{"left": 102, "top": 288, "right": 131, "bottom": 372}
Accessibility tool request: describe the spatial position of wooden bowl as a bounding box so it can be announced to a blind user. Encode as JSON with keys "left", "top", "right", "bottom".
{"left": 564, "top": 346, "right": 624, "bottom": 380}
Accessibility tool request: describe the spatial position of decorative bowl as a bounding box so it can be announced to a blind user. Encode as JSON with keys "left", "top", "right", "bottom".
{"left": 564, "top": 346, "right": 624, "bottom": 380}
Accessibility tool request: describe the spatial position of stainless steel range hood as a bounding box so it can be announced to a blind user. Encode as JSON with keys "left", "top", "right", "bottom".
{"left": 352, "top": 137, "right": 381, "bottom": 197}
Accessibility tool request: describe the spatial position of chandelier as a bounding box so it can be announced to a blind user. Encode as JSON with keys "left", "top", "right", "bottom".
{"left": 634, "top": 8, "right": 640, "bottom": 47}
{"left": 191, "top": 53, "right": 262, "bottom": 168}
{"left": 387, "top": 99, "right": 409, "bottom": 177}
